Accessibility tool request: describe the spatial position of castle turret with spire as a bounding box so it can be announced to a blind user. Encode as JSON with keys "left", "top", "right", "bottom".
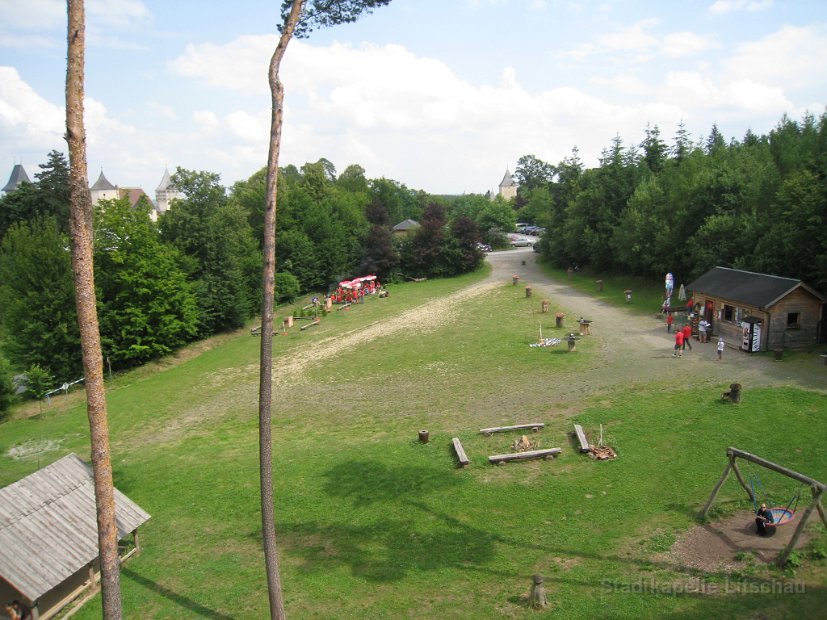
{"left": 89, "top": 169, "right": 119, "bottom": 204}
{"left": 2, "top": 164, "right": 31, "bottom": 194}
{"left": 155, "top": 167, "right": 184, "bottom": 215}
{"left": 498, "top": 167, "right": 517, "bottom": 200}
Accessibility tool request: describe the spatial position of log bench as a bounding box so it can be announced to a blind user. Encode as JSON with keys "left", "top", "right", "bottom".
{"left": 573, "top": 424, "right": 590, "bottom": 453}
{"left": 480, "top": 423, "right": 544, "bottom": 436}
{"left": 452, "top": 437, "right": 470, "bottom": 467}
{"left": 488, "top": 448, "right": 561, "bottom": 465}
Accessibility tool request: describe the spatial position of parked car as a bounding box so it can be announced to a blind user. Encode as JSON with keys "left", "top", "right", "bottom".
{"left": 510, "top": 237, "right": 533, "bottom": 247}
{"left": 475, "top": 242, "right": 492, "bottom": 252}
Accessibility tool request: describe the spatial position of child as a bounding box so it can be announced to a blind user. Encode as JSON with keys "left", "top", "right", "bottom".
{"left": 717, "top": 337, "right": 725, "bottom": 360}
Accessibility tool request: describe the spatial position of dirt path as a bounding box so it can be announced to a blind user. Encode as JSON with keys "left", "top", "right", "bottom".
{"left": 488, "top": 248, "right": 827, "bottom": 395}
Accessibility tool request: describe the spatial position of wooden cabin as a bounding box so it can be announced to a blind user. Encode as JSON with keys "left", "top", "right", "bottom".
{"left": 687, "top": 267, "right": 825, "bottom": 352}
{"left": 0, "top": 454, "right": 150, "bottom": 619}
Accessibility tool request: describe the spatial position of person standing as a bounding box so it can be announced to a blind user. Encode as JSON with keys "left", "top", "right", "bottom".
{"left": 717, "top": 337, "right": 725, "bottom": 360}
{"left": 673, "top": 329, "right": 684, "bottom": 357}
{"left": 666, "top": 312, "right": 673, "bottom": 333}
{"left": 682, "top": 323, "right": 692, "bottom": 351}
{"left": 698, "top": 319, "right": 709, "bottom": 343}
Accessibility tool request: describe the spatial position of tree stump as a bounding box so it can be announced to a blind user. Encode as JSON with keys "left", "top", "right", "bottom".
{"left": 525, "top": 286, "right": 532, "bottom": 298}
{"left": 419, "top": 430, "right": 429, "bottom": 443}
{"left": 285, "top": 315, "right": 294, "bottom": 328}
{"left": 729, "top": 383, "right": 742, "bottom": 403}
{"left": 529, "top": 574, "right": 548, "bottom": 608}
{"left": 555, "top": 313, "right": 565, "bottom": 328}
{"left": 596, "top": 279, "right": 603, "bottom": 291}
{"left": 567, "top": 334, "right": 576, "bottom": 352}
{"left": 541, "top": 299, "right": 550, "bottom": 313}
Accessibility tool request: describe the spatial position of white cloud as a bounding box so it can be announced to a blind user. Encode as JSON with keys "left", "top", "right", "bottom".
{"left": 193, "top": 109, "right": 218, "bottom": 130}
{"left": 0, "top": 66, "right": 63, "bottom": 144}
{"left": 709, "top": 0, "right": 773, "bottom": 15}
{"left": 88, "top": 0, "right": 150, "bottom": 28}
{"left": 662, "top": 31, "right": 717, "bottom": 57}
{"left": 724, "top": 25, "right": 827, "bottom": 92}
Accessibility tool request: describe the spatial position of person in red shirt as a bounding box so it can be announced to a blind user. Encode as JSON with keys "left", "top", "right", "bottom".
{"left": 666, "top": 312, "right": 673, "bottom": 333}
{"left": 682, "top": 323, "right": 692, "bottom": 351}
{"left": 673, "top": 330, "right": 684, "bottom": 357}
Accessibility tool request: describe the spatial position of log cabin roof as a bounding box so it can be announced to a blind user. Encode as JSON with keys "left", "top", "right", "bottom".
{"left": 687, "top": 266, "right": 825, "bottom": 308}
{"left": 0, "top": 453, "right": 150, "bottom": 602}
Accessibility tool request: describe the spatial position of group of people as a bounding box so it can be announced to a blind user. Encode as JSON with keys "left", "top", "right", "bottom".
{"left": 669, "top": 315, "right": 725, "bottom": 360}
{"left": 3, "top": 601, "right": 32, "bottom": 620}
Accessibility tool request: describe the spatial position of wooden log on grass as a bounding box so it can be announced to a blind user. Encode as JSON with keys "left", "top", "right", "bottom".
{"left": 573, "top": 424, "right": 590, "bottom": 453}
{"left": 300, "top": 319, "right": 321, "bottom": 331}
{"left": 452, "top": 438, "right": 470, "bottom": 467}
{"left": 480, "top": 423, "right": 544, "bottom": 436}
{"left": 488, "top": 448, "right": 561, "bottom": 465}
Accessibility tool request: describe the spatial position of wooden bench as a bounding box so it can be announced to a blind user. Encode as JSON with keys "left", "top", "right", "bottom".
{"left": 488, "top": 448, "right": 561, "bottom": 465}
{"left": 452, "top": 438, "right": 470, "bottom": 467}
{"left": 573, "top": 424, "right": 590, "bottom": 453}
{"left": 250, "top": 325, "right": 262, "bottom": 336}
{"left": 480, "top": 423, "right": 544, "bottom": 436}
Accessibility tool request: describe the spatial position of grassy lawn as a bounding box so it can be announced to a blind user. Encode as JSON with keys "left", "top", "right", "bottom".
{"left": 2, "top": 269, "right": 826, "bottom": 619}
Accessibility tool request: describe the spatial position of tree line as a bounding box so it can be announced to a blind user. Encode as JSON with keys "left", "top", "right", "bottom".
{"left": 0, "top": 153, "right": 484, "bottom": 405}
{"left": 517, "top": 112, "right": 827, "bottom": 296}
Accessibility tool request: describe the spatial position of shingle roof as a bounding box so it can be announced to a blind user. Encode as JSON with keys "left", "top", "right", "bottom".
{"left": 0, "top": 454, "right": 151, "bottom": 602}
{"left": 156, "top": 167, "right": 175, "bottom": 192}
{"left": 392, "top": 219, "right": 420, "bottom": 231}
{"left": 90, "top": 170, "right": 116, "bottom": 191}
{"left": 2, "top": 164, "right": 31, "bottom": 192}
{"left": 687, "top": 266, "right": 825, "bottom": 308}
{"left": 499, "top": 168, "right": 516, "bottom": 188}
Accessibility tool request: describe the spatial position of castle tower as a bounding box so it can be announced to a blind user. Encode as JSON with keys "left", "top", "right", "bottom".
{"left": 89, "top": 170, "right": 118, "bottom": 205}
{"left": 2, "top": 164, "right": 31, "bottom": 194}
{"left": 155, "top": 167, "right": 184, "bottom": 215}
{"left": 498, "top": 167, "right": 517, "bottom": 200}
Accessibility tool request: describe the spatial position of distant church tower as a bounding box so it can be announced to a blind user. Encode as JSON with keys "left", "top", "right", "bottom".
{"left": 2, "top": 164, "right": 31, "bottom": 194}
{"left": 498, "top": 167, "right": 517, "bottom": 200}
{"left": 155, "top": 167, "right": 184, "bottom": 215}
{"left": 89, "top": 170, "right": 119, "bottom": 205}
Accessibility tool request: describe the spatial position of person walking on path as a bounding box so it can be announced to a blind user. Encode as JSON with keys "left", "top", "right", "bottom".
{"left": 717, "top": 337, "right": 725, "bottom": 361}
{"left": 666, "top": 312, "right": 673, "bottom": 333}
{"left": 682, "top": 323, "right": 692, "bottom": 351}
{"left": 673, "top": 329, "right": 684, "bottom": 357}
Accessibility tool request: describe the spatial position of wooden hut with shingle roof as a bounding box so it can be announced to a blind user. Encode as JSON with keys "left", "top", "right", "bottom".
{"left": 0, "top": 454, "right": 150, "bottom": 619}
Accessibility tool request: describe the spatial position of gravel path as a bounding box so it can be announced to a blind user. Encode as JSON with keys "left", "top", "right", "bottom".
{"left": 488, "top": 248, "right": 827, "bottom": 396}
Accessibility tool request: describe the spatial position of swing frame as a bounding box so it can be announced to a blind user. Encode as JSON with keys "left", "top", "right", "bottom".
{"left": 700, "top": 447, "right": 827, "bottom": 566}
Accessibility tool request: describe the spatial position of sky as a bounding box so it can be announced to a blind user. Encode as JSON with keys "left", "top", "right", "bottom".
{"left": 1, "top": 0, "right": 826, "bottom": 198}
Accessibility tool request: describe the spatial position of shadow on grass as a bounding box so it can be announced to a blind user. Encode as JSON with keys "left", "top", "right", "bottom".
{"left": 122, "top": 567, "right": 234, "bottom": 619}
{"left": 269, "top": 459, "right": 825, "bottom": 595}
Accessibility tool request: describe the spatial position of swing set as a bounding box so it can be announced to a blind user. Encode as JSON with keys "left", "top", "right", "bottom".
{"left": 700, "top": 447, "right": 827, "bottom": 566}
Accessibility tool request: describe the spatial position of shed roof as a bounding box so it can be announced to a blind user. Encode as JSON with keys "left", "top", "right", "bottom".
{"left": 392, "top": 218, "right": 420, "bottom": 231}
{"left": 0, "top": 454, "right": 150, "bottom": 602}
{"left": 687, "top": 266, "right": 825, "bottom": 308}
{"left": 2, "top": 164, "right": 31, "bottom": 192}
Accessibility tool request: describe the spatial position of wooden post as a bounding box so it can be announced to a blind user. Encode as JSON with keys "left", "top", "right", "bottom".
{"left": 525, "top": 286, "right": 532, "bottom": 298}
{"left": 541, "top": 299, "right": 550, "bottom": 313}
{"left": 512, "top": 275, "right": 520, "bottom": 285}
{"left": 286, "top": 315, "right": 293, "bottom": 328}
{"left": 134, "top": 528, "right": 141, "bottom": 554}
{"left": 418, "top": 430, "right": 429, "bottom": 444}
{"left": 596, "top": 279, "right": 603, "bottom": 291}
{"left": 529, "top": 574, "right": 548, "bottom": 608}
{"left": 555, "top": 314, "right": 564, "bottom": 328}
{"left": 730, "top": 459, "right": 754, "bottom": 499}
{"left": 700, "top": 457, "right": 734, "bottom": 518}
{"left": 778, "top": 486, "right": 824, "bottom": 566}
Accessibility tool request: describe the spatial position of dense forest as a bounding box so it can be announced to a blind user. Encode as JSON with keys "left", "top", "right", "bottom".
{"left": 1, "top": 110, "right": 825, "bottom": 410}
{"left": 520, "top": 113, "right": 827, "bottom": 296}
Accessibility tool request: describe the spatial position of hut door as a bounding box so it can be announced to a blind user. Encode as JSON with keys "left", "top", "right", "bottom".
{"left": 704, "top": 300, "right": 714, "bottom": 328}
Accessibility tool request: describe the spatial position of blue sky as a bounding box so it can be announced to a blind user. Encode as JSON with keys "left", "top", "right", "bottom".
{"left": 2, "top": 0, "right": 826, "bottom": 197}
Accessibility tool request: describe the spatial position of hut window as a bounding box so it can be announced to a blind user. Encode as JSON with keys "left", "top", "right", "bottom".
{"left": 786, "top": 312, "right": 800, "bottom": 330}
{"left": 723, "top": 304, "right": 734, "bottom": 322}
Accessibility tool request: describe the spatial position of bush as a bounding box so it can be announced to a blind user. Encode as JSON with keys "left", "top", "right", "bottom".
{"left": 276, "top": 272, "right": 300, "bottom": 304}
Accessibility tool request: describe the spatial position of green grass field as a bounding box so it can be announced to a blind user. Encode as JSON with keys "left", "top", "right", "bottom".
{"left": 2, "top": 268, "right": 826, "bottom": 619}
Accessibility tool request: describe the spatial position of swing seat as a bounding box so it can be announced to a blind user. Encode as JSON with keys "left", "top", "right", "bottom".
{"left": 765, "top": 507, "right": 795, "bottom": 527}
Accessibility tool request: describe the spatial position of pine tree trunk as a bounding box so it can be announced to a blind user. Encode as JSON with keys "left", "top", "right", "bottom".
{"left": 259, "top": 2, "right": 304, "bottom": 618}
{"left": 66, "top": 1, "right": 122, "bottom": 618}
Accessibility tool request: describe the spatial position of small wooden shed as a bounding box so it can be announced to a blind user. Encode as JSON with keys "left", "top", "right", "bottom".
{"left": 687, "top": 266, "right": 825, "bottom": 352}
{"left": 0, "top": 454, "right": 150, "bottom": 619}
{"left": 391, "top": 219, "right": 420, "bottom": 237}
